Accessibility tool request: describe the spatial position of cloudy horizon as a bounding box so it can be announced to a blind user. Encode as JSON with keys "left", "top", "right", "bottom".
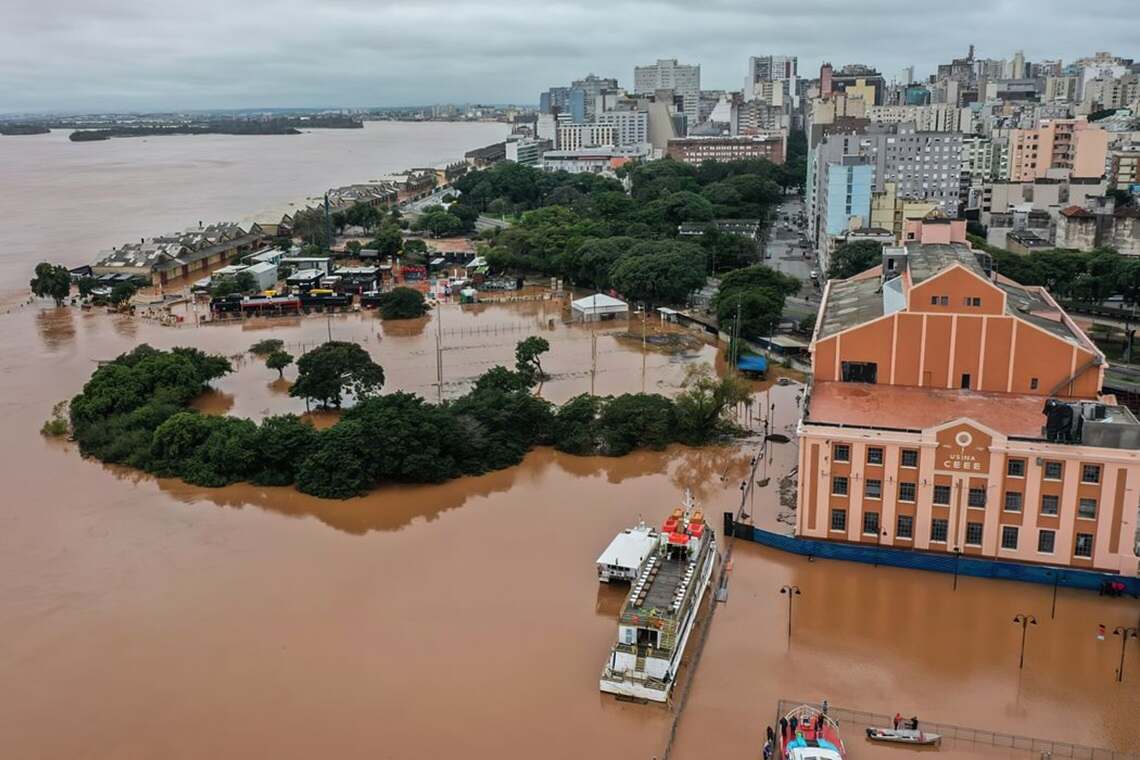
{"left": 2, "top": 0, "right": 1137, "bottom": 114}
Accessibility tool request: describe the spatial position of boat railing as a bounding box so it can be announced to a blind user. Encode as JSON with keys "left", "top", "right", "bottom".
{"left": 776, "top": 699, "right": 1139, "bottom": 760}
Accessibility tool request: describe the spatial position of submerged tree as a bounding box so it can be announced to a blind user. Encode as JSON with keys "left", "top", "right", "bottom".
{"left": 515, "top": 336, "right": 550, "bottom": 382}
{"left": 266, "top": 350, "right": 294, "bottom": 379}
{"left": 288, "top": 341, "right": 384, "bottom": 408}
{"left": 30, "top": 262, "right": 72, "bottom": 306}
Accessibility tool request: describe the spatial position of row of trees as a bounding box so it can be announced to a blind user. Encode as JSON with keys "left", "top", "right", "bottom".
{"left": 31, "top": 261, "right": 141, "bottom": 307}
{"left": 969, "top": 237, "right": 1140, "bottom": 305}
{"left": 66, "top": 340, "right": 750, "bottom": 499}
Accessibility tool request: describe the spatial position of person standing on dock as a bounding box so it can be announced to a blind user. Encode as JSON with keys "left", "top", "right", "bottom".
{"left": 893, "top": 713, "right": 901, "bottom": 730}
{"left": 821, "top": 699, "right": 828, "bottom": 716}
{"left": 779, "top": 716, "right": 788, "bottom": 738}
{"left": 763, "top": 738, "right": 773, "bottom": 760}
{"left": 790, "top": 716, "right": 798, "bottom": 736}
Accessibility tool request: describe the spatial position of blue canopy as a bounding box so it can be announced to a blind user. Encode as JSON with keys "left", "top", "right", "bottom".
{"left": 737, "top": 354, "right": 768, "bottom": 373}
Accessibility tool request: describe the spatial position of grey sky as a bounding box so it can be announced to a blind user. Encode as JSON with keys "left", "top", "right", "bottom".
{"left": 1, "top": 0, "right": 1136, "bottom": 113}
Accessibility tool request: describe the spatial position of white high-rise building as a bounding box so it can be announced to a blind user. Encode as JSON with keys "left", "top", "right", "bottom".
{"left": 595, "top": 110, "right": 649, "bottom": 147}
{"left": 634, "top": 58, "right": 701, "bottom": 125}
{"left": 745, "top": 55, "right": 799, "bottom": 107}
{"left": 557, "top": 123, "right": 616, "bottom": 151}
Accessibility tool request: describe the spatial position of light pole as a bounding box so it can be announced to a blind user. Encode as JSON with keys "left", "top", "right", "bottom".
{"left": 952, "top": 547, "right": 962, "bottom": 591}
{"left": 1112, "top": 627, "right": 1139, "bottom": 683}
{"left": 780, "top": 585, "right": 801, "bottom": 644}
{"left": 1048, "top": 569, "right": 1062, "bottom": 619}
{"left": 1013, "top": 614, "right": 1037, "bottom": 670}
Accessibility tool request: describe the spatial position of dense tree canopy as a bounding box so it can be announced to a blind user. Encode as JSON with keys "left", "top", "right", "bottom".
{"left": 30, "top": 262, "right": 71, "bottom": 306}
{"left": 289, "top": 341, "right": 385, "bottom": 408}
{"left": 827, "top": 240, "right": 884, "bottom": 280}
{"left": 608, "top": 241, "right": 707, "bottom": 306}
{"left": 713, "top": 265, "right": 801, "bottom": 339}
{"left": 376, "top": 287, "right": 427, "bottom": 319}
{"left": 65, "top": 341, "right": 754, "bottom": 500}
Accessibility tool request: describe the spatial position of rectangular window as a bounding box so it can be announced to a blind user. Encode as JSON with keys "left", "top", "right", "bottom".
{"left": 1001, "top": 526, "right": 1019, "bottom": 550}
{"left": 965, "top": 522, "right": 984, "bottom": 546}
{"left": 1043, "top": 461, "right": 1062, "bottom": 480}
{"left": 1078, "top": 498, "right": 1097, "bottom": 519}
{"left": 930, "top": 518, "right": 949, "bottom": 542}
{"left": 830, "top": 509, "right": 847, "bottom": 532}
{"left": 900, "top": 449, "right": 918, "bottom": 468}
{"left": 939, "top": 296, "right": 949, "bottom": 305}
{"left": 898, "top": 482, "right": 917, "bottom": 502}
{"left": 896, "top": 514, "right": 914, "bottom": 539}
{"left": 832, "top": 476, "right": 849, "bottom": 496}
{"left": 863, "top": 511, "right": 880, "bottom": 535}
{"left": 1081, "top": 464, "right": 1100, "bottom": 484}
{"left": 865, "top": 479, "right": 882, "bottom": 499}
{"left": 1038, "top": 529, "right": 1055, "bottom": 554}
{"left": 1007, "top": 459, "right": 1025, "bottom": 477}
{"left": 867, "top": 447, "right": 884, "bottom": 465}
{"left": 1040, "top": 494, "right": 1059, "bottom": 516}
{"left": 930, "top": 296, "right": 939, "bottom": 305}
{"left": 1004, "top": 491, "right": 1023, "bottom": 512}
{"left": 933, "top": 485, "right": 951, "bottom": 505}
{"left": 968, "top": 487, "right": 986, "bottom": 508}
{"left": 833, "top": 444, "right": 850, "bottom": 462}
{"left": 841, "top": 362, "right": 878, "bottom": 384}
{"left": 1030, "top": 377, "right": 1039, "bottom": 390}
{"left": 1074, "top": 532, "right": 1093, "bottom": 558}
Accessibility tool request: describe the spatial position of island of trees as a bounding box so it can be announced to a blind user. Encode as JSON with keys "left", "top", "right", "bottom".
{"left": 63, "top": 340, "right": 750, "bottom": 499}
{"left": 69, "top": 116, "right": 363, "bottom": 142}
{"left": 0, "top": 123, "right": 50, "bottom": 135}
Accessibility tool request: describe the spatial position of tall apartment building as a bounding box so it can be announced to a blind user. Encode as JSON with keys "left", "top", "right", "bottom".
{"left": 866, "top": 104, "right": 975, "bottom": 133}
{"left": 1081, "top": 74, "right": 1140, "bottom": 112}
{"left": 634, "top": 59, "right": 700, "bottom": 126}
{"left": 745, "top": 55, "right": 798, "bottom": 103}
{"left": 1006, "top": 118, "right": 1109, "bottom": 181}
{"left": 557, "top": 123, "right": 616, "bottom": 151}
{"left": 1044, "top": 76, "right": 1081, "bottom": 104}
{"left": 594, "top": 109, "right": 649, "bottom": 147}
{"left": 571, "top": 74, "right": 619, "bottom": 120}
{"left": 799, "top": 218, "right": 1139, "bottom": 578}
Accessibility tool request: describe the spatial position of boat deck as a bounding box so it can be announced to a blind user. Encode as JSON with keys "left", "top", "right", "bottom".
{"left": 639, "top": 557, "right": 686, "bottom": 614}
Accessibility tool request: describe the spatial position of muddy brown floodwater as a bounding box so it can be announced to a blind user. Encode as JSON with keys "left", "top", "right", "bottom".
{"left": 1, "top": 300, "right": 1137, "bottom": 759}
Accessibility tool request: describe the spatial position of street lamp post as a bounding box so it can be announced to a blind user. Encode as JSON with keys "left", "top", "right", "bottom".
{"left": 1013, "top": 614, "right": 1037, "bottom": 670}
{"left": 779, "top": 585, "right": 801, "bottom": 644}
{"left": 1112, "top": 627, "right": 1139, "bottom": 682}
{"left": 952, "top": 548, "right": 962, "bottom": 591}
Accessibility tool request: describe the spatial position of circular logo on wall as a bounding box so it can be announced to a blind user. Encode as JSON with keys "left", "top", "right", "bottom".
{"left": 955, "top": 431, "right": 973, "bottom": 448}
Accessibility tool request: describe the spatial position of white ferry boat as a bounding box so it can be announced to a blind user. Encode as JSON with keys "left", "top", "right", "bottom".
{"left": 596, "top": 521, "right": 659, "bottom": 583}
{"left": 599, "top": 493, "right": 717, "bottom": 702}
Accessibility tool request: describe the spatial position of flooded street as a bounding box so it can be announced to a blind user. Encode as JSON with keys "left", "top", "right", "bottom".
{"left": 1, "top": 301, "right": 1138, "bottom": 758}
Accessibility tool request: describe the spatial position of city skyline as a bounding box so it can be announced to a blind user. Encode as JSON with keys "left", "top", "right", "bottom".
{"left": 2, "top": 0, "right": 1138, "bottom": 113}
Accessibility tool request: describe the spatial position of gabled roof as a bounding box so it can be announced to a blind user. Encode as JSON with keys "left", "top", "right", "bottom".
{"left": 1060, "top": 205, "right": 1095, "bottom": 219}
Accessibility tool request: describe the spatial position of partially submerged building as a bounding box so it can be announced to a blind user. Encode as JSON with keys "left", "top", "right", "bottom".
{"left": 798, "top": 218, "right": 1139, "bottom": 578}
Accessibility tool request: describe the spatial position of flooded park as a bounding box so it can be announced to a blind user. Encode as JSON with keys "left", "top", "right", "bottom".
{"left": 1, "top": 296, "right": 1137, "bottom": 759}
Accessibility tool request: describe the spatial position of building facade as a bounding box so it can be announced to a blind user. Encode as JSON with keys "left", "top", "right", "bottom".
{"left": 595, "top": 110, "right": 649, "bottom": 147}
{"left": 665, "top": 134, "right": 786, "bottom": 166}
{"left": 634, "top": 59, "right": 701, "bottom": 125}
{"left": 557, "top": 123, "right": 616, "bottom": 151}
{"left": 799, "top": 227, "right": 1139, "bottom": 578}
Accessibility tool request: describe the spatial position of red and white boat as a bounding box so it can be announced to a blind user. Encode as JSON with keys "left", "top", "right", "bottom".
{"left": 779, "top": 704, "right": 846, "bottom": 760}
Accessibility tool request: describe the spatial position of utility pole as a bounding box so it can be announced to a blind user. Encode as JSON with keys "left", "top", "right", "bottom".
{"left": 590, "top": 330, "right": 598, "bottom": 396}
{"left": 435, "top": 301, "right": 444, "bottom": 403}
{"left": 323, "top": 192, "right": 333, "bottom": 251}
{"left": 1112, "top": 627, "right": 1138, "bottom": 682}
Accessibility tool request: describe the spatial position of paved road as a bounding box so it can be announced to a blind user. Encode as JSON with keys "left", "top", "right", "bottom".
{"left": 765, "top": 196, "right": 823, "bottom": 320}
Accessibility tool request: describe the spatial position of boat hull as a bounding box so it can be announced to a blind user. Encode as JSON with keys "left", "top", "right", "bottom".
{"left": 599, "top": 538, "right": 717, "bottom": 702}
{"left": 866, "top": 727, "right": 942, "bottom": 745}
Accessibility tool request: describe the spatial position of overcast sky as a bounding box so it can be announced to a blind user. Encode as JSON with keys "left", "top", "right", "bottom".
{"left": 1, "top": 0, "right": 1136, "bottom": 114}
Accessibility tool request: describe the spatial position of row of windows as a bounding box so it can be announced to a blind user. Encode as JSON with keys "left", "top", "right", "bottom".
{"left": 833, "top": 479, "right": 1100, "bottom": 518}
{"left": 832, "top": 445, "right": 1102, "bottom": 485}
{"left": 928, "top": 296, "right": 983, "bottom": 307}
{"left": 828, "top": 510, "right": 1094, "bottom": 557}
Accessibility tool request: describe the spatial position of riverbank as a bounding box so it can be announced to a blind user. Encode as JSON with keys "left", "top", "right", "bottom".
{"left": 0, "top": 120, "right": 509, "bottom": 295}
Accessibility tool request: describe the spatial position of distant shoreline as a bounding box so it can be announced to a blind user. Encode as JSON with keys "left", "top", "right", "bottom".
{"left": 68, "top": 116, "right": 364, "bottom": 142}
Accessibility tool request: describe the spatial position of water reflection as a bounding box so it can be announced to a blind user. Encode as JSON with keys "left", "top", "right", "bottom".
{"left": 34, "top": 307, "right": 75, "bottom": 350}
{"left": 141, "top": 445, "right": 743, "bottom": 537}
